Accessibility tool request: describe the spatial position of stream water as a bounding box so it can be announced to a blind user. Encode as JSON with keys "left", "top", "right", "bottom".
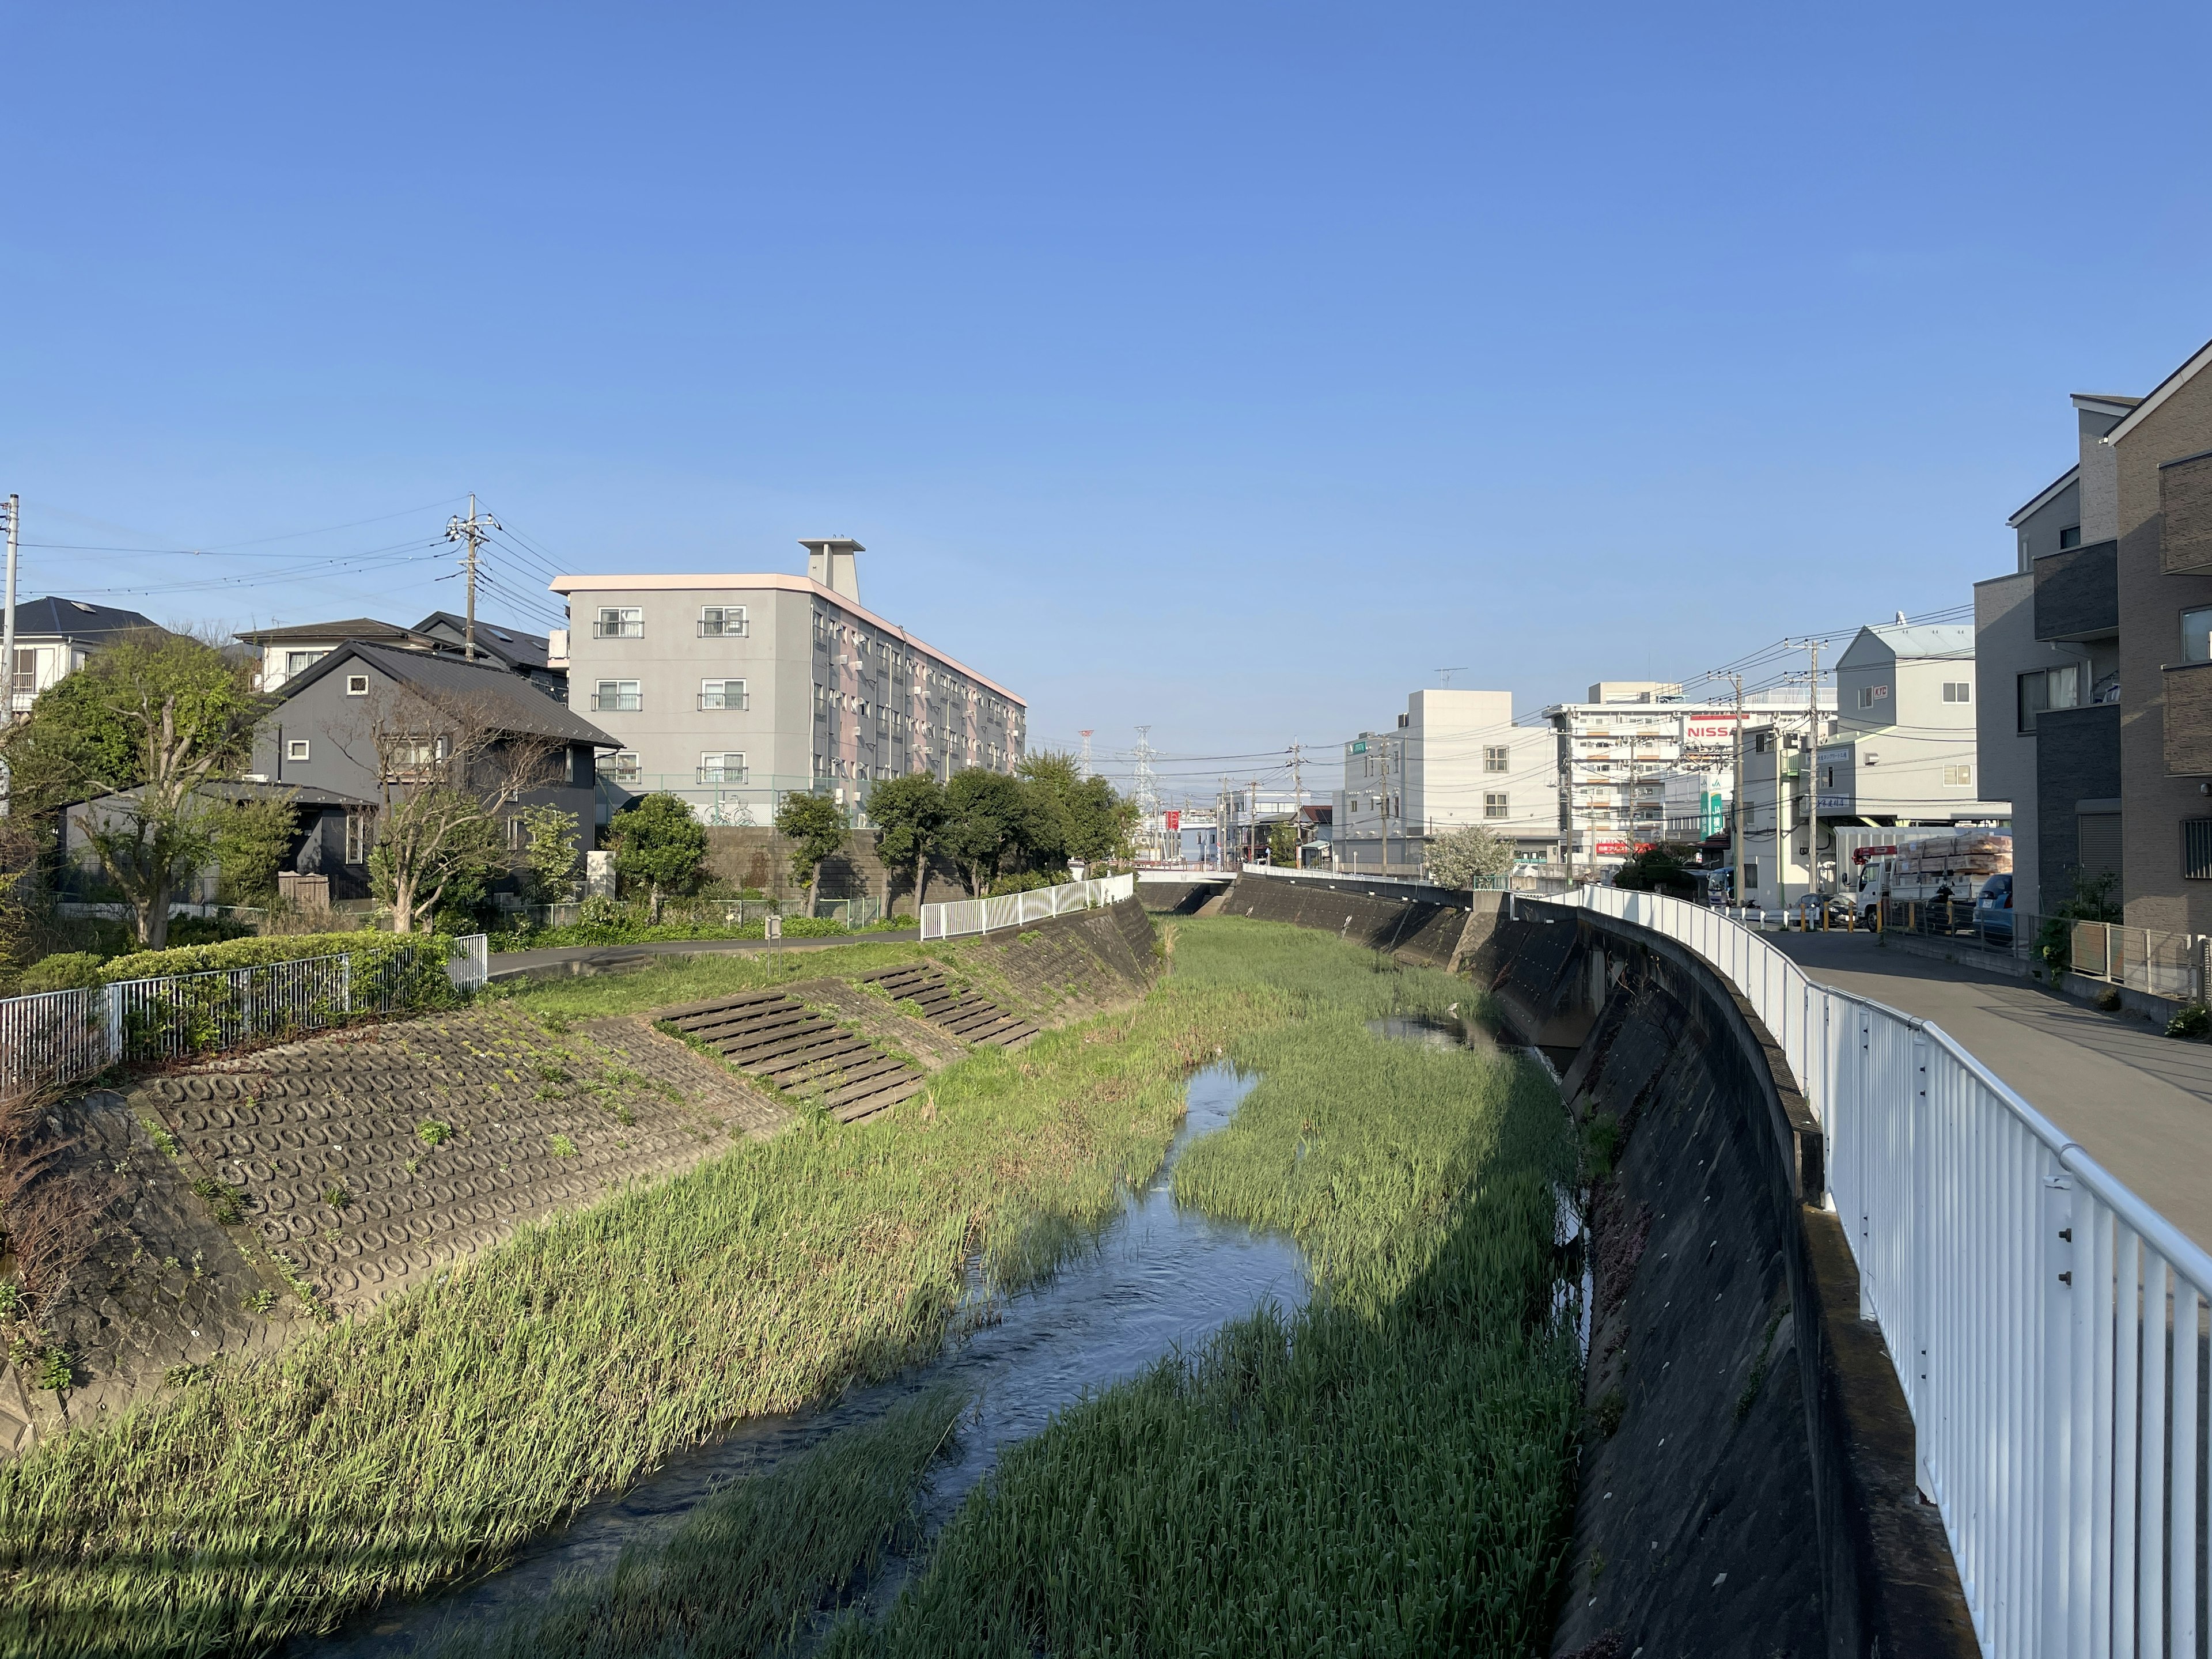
{"left": 298, "top": 1062, "right": 1306, "bottom": 1656}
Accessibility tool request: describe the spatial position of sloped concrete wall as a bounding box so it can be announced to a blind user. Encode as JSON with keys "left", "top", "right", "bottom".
{"left": 1219, "top": 872, "right": 1488, "bottom": 969}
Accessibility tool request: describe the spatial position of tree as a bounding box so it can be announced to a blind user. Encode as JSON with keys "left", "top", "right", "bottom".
{"left": 29, "top": 632, "right": 264, "bottom": 948}
{"left": 211, "top": 794, "right": 298, "bottom": 906}
{"left": 941, "top": 768, "right": 1029, "bottom": 895}
{"left": 1426, "top": 823, "right": 1514, "bottom": 891}
{"left": 866, "top": 772, "right": 946, "bottom": 912}
{"left": 368, "top": 787, "right": 503, "bottom": 934}
{"left": 1609, "top": 843, "right": 1703, "bottom": 899}
{"left": 1267, "top": 821, "right": 1297, "bottom": 867}
{"left": 611, "top": 793, "right": 709, "bottom": 922}
{"left": 517, "top": 803, "right": 582, "bottom": 902}
{"left": 1014, "top": 751, "right": 1135, "bottom": 868}
{"left": 775, "top": 791, "right": 848, "bottom": 916}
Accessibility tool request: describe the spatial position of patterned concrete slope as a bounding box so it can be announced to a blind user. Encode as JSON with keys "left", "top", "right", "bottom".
{"left": 655, "top": 991, "right": 927, "bottom": 1121}
{"left": 855, "top": 961, "right": 1039, "bottom": 1048}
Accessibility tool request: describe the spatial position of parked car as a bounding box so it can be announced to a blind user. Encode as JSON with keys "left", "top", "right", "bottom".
{"left": 1973, "top": 873, "right": 2014, "bottom": 945}
{"left": 1790, "top": 892, "right": 1855, "bottom": 929}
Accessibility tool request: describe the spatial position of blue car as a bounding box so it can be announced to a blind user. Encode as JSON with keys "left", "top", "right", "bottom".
{"left": 1974, "top": 873, "right": 2014, "bottom": 945}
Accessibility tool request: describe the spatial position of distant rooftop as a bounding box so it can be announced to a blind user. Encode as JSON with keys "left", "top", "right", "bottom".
{"left": 10, "top": 596, "right": 164, "bottom": 642}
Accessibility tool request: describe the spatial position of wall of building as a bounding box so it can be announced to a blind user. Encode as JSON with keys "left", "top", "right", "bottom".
{"left": 1974, "top": 570, "right": 2087, "bottom": 912}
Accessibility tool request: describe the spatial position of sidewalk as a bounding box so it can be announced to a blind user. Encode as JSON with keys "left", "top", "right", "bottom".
{"left": 1771, "top": 931, "right": 2212, "bottom": 1255}
{"left": 490, "top": 930, "right": 919, "bottom": 982}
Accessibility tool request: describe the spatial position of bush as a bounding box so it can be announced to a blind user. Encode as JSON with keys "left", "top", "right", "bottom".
{"left": 987, "top": 869, "right": 1068, "bottom": 897}
{"left": 14, "top": 952, "right": 103, "bottom": 993}
{"left": 2168, "top": 1002, "right": 2211, "bottom": 1040}
{"left": 100, "top": 930, "right": 456, "bottom": 990}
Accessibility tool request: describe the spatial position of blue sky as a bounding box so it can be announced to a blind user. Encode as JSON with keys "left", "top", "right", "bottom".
{"left": 5, "top": 2, "right": 2210, "bottom": 803}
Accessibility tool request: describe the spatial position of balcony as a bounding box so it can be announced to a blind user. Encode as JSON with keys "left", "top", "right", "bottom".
{"left": 697, "top": 688, "right": 750, "bottom": 711}
{"left": 592, "top": 619, "right": 643, "bottom": 639}
{"left": 2164, "top": 449, "right": 2212, "bottom": 573}
{"left": 2034, "top": 538, "right": 2119, "bottom": 641}
{"left": 2165, "top": 661, "right": 2212, "bottom": 774}
{"left": 695, "top": 767, "right": 750, "bottom": 786}
{"left": 696, "top": 615, "right": 748, "bottom": 638}
{"left": 590, "top": 691, "right": 642, "bottom": 712}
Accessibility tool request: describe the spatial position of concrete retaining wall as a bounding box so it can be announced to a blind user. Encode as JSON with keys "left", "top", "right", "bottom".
{"left": 1219, "top": 871, "right": 1497, "bottom": 969}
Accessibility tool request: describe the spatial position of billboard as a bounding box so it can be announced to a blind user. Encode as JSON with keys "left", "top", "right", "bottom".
{"left": 1164, "top": 810, "right": 1180, "bottom": 832}
{"left": 1682, "top": 715, "right": 1743, "bottom": 745}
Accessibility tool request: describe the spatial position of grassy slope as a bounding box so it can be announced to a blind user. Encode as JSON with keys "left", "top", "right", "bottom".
{"left": 0, "top": 938, "right": 1281, "bottom": 1657}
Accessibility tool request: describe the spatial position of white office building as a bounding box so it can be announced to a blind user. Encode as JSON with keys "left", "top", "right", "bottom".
{"left": 1332, "top": 688, "right": 1557, "bottom": 877}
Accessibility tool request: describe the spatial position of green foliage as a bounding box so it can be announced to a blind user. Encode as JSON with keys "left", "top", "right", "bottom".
{"left": 2168, "top": 1002, "right": 2211, "bottom": 1040}
{"left": 100, "top": 930, "right": 457, "bottom": 999}
{"left": 14, "top": 952, "right": 102, "bottom": 993}
{"left": 1593, "top": 1386, "right": 1626, "bottom": 1438}
{"left": 188, "top": 1179, "right": 244, "bottom": 1226}
{"left": 37, "top": 1349, "right": 71, "bottom": 1393}
{"left": 984, "top": 868, "right": 1067, "bottom": 897}
{"left": 941, "top": 768, "right": 1030, "bottom": 895}
{"left": 866, "top": 772, "right": 946, "bottom": 903}
{"left": 320, "top": 1182, "right": 352, "bottom": 1209}
{"left": 774, "top": 792, "right": 848, "bottom": 906}
{"left": 516, "top": 804, "right": 582, "bottom": 902}
{"left": 548, "top": 1134, "right": 578, "bottom": 1159}
{"left": 1607, "top": 842, "right": 1704, "bottom": 898}
{"left": 415, "top": 1120, "right": 453, "bottom": 1146}
{"left": 1426, "top": 822, "right": 1516, "bottom": 889}
{"left": 609, "top": 793, "right": 708, "bottom": 903}
{"left": 210, "top": 794, "right": 297, "bottom": 906}
{"left": 2036, "top": 869, "right": 2124, "bottom": 978}
{"left": 1267, "top": 820, "right": 1297, "bottom": 866}
{"left": 1014, "top": 750, "right": 1135, "bottom": 867}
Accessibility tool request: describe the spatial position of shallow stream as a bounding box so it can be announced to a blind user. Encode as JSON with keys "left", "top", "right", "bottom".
{"left": 298, "top": 1062, "right": 1305, "bottom": 1656}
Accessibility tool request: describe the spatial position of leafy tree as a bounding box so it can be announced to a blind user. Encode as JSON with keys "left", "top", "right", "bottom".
{"left": 369, "top": 787, "right": 503, "bottom": 933}
{"left": 775, "top": 791, "right": 848, "bottom": 916}
{"left": 1014, "top": 751, "right": 1135, "bottom": 868}
{"left": 1267, "top": 822, "right": 1297, "bottom": 867}
{"left": 211, "top": 794, "right": 298, "bottom": 906}
{"left": 517, "top": 803, "right": 582, "bottom": 902}
{"left": 866, "top": 772, "right": 947, "bottom": 912}
{"left": 942, "top": 769, "right": 1029, "bottom": 895}
{"left": 10, "top": 632, "right": 264, "bottom": 948}
{"left": 1425, "top": 824, "right": 1514, "bottom": 891}
{"left": 611, "top": 793, "right": 709, "bottom": 922}
{"left": 1609, "top": 842, "right": 1705, "bottom": 899}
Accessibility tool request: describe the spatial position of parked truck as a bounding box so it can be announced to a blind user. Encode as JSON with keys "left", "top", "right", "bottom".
{"left": 1854, "top": 830, "right": 2012, "bottom": 918}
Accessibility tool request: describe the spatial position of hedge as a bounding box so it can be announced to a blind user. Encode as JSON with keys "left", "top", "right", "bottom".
{"left": 100, "top": 931, "right": 458, "bottom": 987}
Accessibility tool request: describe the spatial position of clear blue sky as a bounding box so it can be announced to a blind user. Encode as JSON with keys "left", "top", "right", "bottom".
{"left": 6, "top": 2, "right": 2209, "bottom": 804}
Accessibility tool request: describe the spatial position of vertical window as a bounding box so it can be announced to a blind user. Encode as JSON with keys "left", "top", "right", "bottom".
{"left": 2183, "top": 607, "right": 2212, "bottom": 664}
{"left": 344, "top": 809, "right": 375, "bottom": 863}
{"left": 2017, "top": 664, "right": 2082, "bottom": 732}
{"left": 593, "top": 679, "right": 641, "bottom": 711}
{"left": 1484, "top": 792, "right": 1510, "bottom": 819}
{"left": 507, "top": 816, "right": 528, "bottom": 851}
{"left": 1943, "top": 765, "right": 1973, "bottom": 787}
{"left": 1484, "top": 745, "right": 1510, "bottom": 773}
{"left": 594, "top": 607, "right": 643, "bottom": 638}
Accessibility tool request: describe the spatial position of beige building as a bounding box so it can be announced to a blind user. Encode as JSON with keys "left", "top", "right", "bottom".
{"left": 1332, "top": 688, "right": 1557, "bottom": 877}
{"left": 1814, "top": 623, "right": 2008, "bottom": 831}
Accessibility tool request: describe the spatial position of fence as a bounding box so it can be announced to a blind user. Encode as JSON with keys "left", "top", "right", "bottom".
{"left": 0, "top": 935, "right": 489, "bottom": 1097}
{"left": 1537, "top": 885, "right": 2211, "bottom": 1657}
{"left": 2071, "top": 921, "right": 2207, "bottom": 1002}
{"left": 919, "top": 874, "right": 1135, "bottom": 942}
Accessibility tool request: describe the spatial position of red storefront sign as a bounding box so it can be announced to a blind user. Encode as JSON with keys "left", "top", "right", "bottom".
{"left": 1164, "top": 810, "right": 1180, "bottom": 832}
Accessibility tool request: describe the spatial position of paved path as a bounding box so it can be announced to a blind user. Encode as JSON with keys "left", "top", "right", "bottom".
{"left": 1771, "top": 931, "right": 2212, "bottom": 1255}
{"left": 490, "top": 930, "right": 919, "bottom": 981}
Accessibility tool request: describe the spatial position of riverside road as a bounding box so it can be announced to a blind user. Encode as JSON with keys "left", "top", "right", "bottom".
{"left": 1773, "top": 933, "right": 2212, "bottom": 1255}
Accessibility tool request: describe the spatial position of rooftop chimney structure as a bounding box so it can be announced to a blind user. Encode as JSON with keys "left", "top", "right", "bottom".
{"left": 800, "top": 536, "right": 863, "bottom": 603}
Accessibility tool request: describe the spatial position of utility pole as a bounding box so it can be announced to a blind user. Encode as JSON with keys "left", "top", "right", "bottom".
{"left": 1, "top": 494, "right": 17, "bottom": 816}
{"left": 445, "top": 493, "right": 501, "bottom": 662}
{"left": 1730, "top": 673, "right": 1745, "bottom": 906}
{"left": 1289, "top": 741, "right": 1304, "bottom": 867}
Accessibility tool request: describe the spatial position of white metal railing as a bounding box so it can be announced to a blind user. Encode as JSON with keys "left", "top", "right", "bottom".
{"left": 1538, "top": 885, "right": 2210, "bottom": 1656}
{"left": 0, "top": 936, "right": 487, "bottom": 1097}
{"left": 919, "top": 874, "right": 1134, "bottom": 941}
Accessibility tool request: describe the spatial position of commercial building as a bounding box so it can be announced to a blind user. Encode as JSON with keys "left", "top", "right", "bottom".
{"left": 552, "top": 538, "right": 1025, "bottom": 823}
{"left": 1970, "top": 334, "right": 2212, "bottom": 934}
{"left": 1545, "top": 683, "right": 1832, "bottom": 874}
{"left": 1332, "top": 688, "right": 1557, "bottom": 877}
{"left": 1813, "top": 622, "right": 2008, "bottom": 834}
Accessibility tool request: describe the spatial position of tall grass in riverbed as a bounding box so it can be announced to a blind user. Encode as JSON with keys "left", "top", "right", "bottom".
{"left": 0, "top": 962, "right": 1287, "bottom": 1657}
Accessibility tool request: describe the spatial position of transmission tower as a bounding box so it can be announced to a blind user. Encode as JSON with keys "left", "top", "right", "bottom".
{"left": 1132, "top": 726, "right": 1160, "bottom": 859}
{"left": 1078, "top": 730, "right": 1093, "bottom": 779}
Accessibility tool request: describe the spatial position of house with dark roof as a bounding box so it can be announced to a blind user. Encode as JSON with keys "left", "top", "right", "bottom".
{"left": 237, "top": 612, "right": 565, "bottom": 700}
{"left": 7, "top": 596, "right": 166, "bottom": 718}
{"left": 248, "top": 642, "right": 618, "bottom": 900}
{"left": 60, "top": 779, "right": 381, "bottom": 906}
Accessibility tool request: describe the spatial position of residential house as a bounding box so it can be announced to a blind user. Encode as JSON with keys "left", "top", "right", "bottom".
{"left": 1332, "top": 688, "right": 1557, "bottom": 877}
{"left": 61, "top": 779, "right": 380, "bottom": 906}
{"left": 247, "top": 642, "right": 617, "bottom": 900}
{"left": 551, "top": 537, "right": 1024, "bottom": 824}
{"left": 238, "top": 613, "right": 565, "bottom": 699}
{"left": 6, "top": 596, "right": 165, "bottom": 719}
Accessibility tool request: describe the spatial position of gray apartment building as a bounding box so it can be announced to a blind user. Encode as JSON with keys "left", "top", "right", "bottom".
{"left": 1975, "top": 335, "right": 2212, "bottom": 933}
{"left": 551, "top": 538, "right": 1025, "bottom": 823}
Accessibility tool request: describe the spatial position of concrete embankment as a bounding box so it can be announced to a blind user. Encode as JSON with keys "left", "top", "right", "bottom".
{"left": 1228, "top": 873, "right": 1976, "bottom": 1658}
{"left": 1215, "top": 870, "right": 1495, "bottom": 969}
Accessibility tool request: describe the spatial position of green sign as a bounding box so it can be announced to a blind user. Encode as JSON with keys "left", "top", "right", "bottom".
{"left": 1351, "top": 740, "right": 1367, "bottom": 755}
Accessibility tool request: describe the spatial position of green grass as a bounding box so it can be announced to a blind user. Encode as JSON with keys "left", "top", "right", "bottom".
{"left": 0, "top": 937, "right": 1286, "bottom": 1657}
{"left": 490, "top": 938, "right": 950, "bottom": 1023}
{"left": 431, "top": 921, "right": 1582, "bottom": 1659}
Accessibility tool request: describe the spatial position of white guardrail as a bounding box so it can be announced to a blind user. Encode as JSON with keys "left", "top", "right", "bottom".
{"left": 1539, "top": 886, "right": 2208, "bottom": 1657}
{"left": 0, "top": 935, "right": 490, "bottom": 1097}
{"left": 919, "top": 874, "right": 1135, "bottom": 942}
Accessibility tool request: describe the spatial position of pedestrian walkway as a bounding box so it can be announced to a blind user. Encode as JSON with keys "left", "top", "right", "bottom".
{"left": 1772, "top": 931, "right": 2212, "bottom": 1253}
{"left": 489, "top": 930, "right": 918, "bottom": 982}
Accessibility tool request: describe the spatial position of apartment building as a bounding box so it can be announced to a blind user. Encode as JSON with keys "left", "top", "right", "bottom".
{"left": 552, "top": 538, "right": 1025, "bottom": 823}
{"left": 1545, "top": 683, "right": 1832, "bottom": 873}
{"left": 1813, "top": 622, "right": 2008, "bottom": 834}
{"left": 1332, "top": 688, "right": 1556, "bottom": 876}
{"left": 1972, "top": 335, "right": 2212, "bottom": 933}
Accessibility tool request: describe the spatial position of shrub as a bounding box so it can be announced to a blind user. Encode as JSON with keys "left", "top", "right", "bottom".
{"left": 1593, "top": 1386, "right": 1626, "bottom": 1438}
{"left": 416, "top": 1120, "right": 452, "bottom": 1147}
{"left": 100, "top": 931, "right": 458, "bottom": 999}
{"left": 14, "top": 953, "right": 103, "bottom": 993}
{"left": 2094, "top": 987, "right": 2123, "bottom": 1013}
{"left": 549, "top": 1134, "right": 578, "bottom": 1158}
{"left": 2169, "top": 1003, "right": 2211, "bottom": 1040}
{"left": 188, "top": 1178, "right": 244, "bottom": 1226}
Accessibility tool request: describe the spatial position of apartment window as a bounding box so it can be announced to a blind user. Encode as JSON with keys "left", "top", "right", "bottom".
{"left": 1744, "top": 861, "right": 1760, "bottom": 889}
{"left": 2059, "top": 525, "right": 2083, "bottom": 550}
{"left": 698, "top": 751, "right": 748, "bottom": 784}
{"left": 286, "top": 738, "right": 311, "bottom": 762}
{"left": 1857, "top": 684, "right": 1890, "bottom": 709}
{"left": 606, "top": 750, "right": 641, "bottom": 785}
{"left": 592, "top": 679, "right": 641, "bottom": 712}
{"left": 283, "top": 648, "right": 329, "bottom": 676}
{"left": 1941, "top": 682, "right": 1971, "bottom": 703}
{"left": 1484, "top": 792, "right": 1510, "bottom": 819}
{"left": 344, "top": 808, "right": 375, "bottom": 864}
{"left": 697, "top": 605, "right": 748, "bottom": 638}
{"left": 381, "top": 736, "right": 445, "bottom": 781}
{"left": 1484, "top": 745, "right": 1511, "bottom": 774}
{"left": 9, "top": 648, "right": 33, "bottom": 698}
{"left": 2183, "top": 607, "right": 2212, "bottom": 664}
{"left": 594, "top": 607, "right": 643, "bottom": 639}
{"left": 2017, "top": 664, "right": 2081, "bottom": 732}
{"left": 506, "top": 816, "right": 528, "bottom": 851}
{"left": 1943, "top": 764, "right": 1973, "bottom": 787}
{"left": 2184, "top": 819, "right": 2212, "bottom": 882}
{"left": 698, "top": 678, "right": 748, "bottom": 711}
{"left": 346, "top": 674, "right": 370, "bottom": 696}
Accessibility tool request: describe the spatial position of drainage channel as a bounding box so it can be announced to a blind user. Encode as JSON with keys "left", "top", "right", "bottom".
{"left": 297, "top": 1061, "right": 1305, "bottom": 1656}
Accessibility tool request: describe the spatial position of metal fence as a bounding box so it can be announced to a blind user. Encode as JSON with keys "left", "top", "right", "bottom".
{"left": 1538, "top": 885, "right": 2211, "bottom": 1656}
{"left": 2071, "top": 921, "right": 2208, "bottom": 1003}
{"left": 0, "top": 935, "right": 488, "bottom": 1097}
{"left": 919, "top": 874, "right": 1135, "bottom": 942}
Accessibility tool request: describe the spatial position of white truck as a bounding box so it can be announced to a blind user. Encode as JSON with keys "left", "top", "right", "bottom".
{"left": 1854, "top": 830, "right": 2012, "bottom": 911}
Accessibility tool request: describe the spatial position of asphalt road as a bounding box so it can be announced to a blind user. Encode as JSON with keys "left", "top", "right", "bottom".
{"left": 488, "top": 930, "right": 920, "bottom": 981}
{"left": 1771, "top": 931, "right": 2212, "bottom": 1255}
